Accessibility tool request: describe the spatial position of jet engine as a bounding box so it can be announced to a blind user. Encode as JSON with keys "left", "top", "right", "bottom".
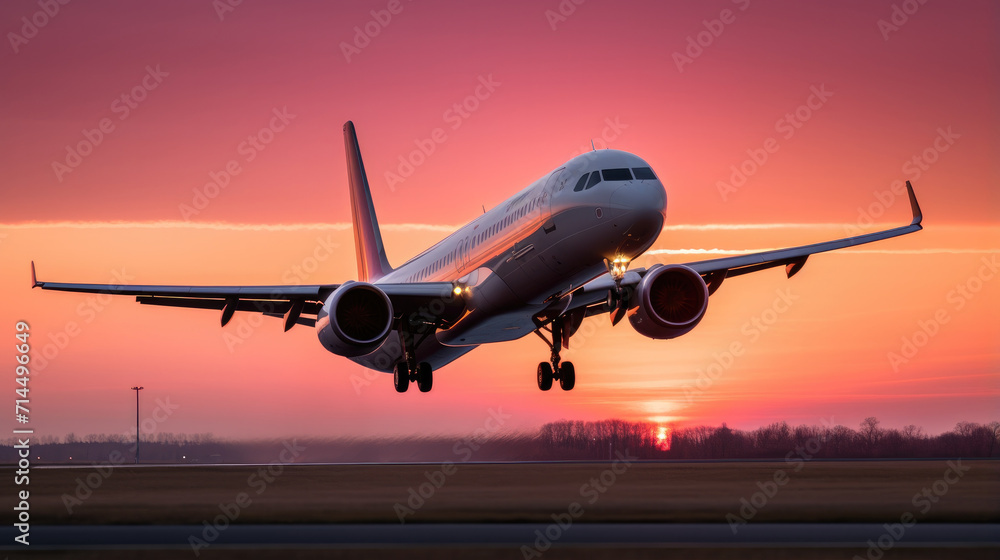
{"left": 628, "top": 264, "right": 709, "bottom": 340}
{"left": 316, "top": 282, "right": 394, "bottom": 357}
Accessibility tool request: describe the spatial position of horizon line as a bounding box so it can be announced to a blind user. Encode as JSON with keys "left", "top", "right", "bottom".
{"left": 1, "top": 220, "right": 997, "bottom": 233}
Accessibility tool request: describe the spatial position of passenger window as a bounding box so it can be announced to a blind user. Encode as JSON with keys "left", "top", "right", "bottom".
{"left": 602, "top": 168, "right": 633, "bottom": 181}
{"left": 632, "top": 167, "right": 656, "bottom": 180}
{"left": 573, "top": 173, "right": 589, "bottom": 192}
{"left": 585, "top": 171, "right": 601, "bottom": 190}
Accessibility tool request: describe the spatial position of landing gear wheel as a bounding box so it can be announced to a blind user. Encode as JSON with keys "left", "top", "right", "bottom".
{"left": 393, "top": 362, "right": 409, "bottom": 393}
{"left": 416, "top": 362, "right": 433, "bottom": 393}
{"left": 559, "top": 361, "right": 575, "bottom": 391}
{"left": 537, "top": 362, "right": 553, "bottom": 391}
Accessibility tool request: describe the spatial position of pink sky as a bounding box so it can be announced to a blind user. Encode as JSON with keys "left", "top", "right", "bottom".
{"left": 1, "top": 0, "right": 997, "bottom": 440}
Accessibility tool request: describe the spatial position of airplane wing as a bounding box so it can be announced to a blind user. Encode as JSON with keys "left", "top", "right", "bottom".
{"left": 572, "top": 180, "right": 923, "bottom": 310}
{"left": 31, "top": 264, "right": 460, "bottom": 331}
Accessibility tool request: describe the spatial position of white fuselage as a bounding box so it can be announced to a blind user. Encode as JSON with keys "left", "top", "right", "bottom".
{"left": 351, "top": 149, "right": 667, "bottom": 372}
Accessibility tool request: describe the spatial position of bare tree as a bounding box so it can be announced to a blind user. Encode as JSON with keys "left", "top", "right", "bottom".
{"left": 902, "top": 424, "right": 924, "bottom": 439}
{"left": 859, "top": 417, "right": 883, "bottom": 456}
{"left": 988, "top": 421, "right": 1000, "bottom": 457}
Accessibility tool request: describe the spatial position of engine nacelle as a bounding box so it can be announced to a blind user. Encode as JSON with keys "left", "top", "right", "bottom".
{"left": 628, "top": 264, "right": 709, "bottom": 340}
{"left": 316, "top": 282, "right": 393, "bottom": 357}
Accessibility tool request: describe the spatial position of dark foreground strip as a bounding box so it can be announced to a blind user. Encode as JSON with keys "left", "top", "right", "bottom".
{"left": 1, "top": 523, "right": 998, "bottom": 551}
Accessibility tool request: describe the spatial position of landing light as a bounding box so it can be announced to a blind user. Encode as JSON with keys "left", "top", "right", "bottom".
{"left": 453, "top": 286, "right": 462, "bottom": 296}
{"left": 608, "top": 255, "right": 630, "bottom": 281}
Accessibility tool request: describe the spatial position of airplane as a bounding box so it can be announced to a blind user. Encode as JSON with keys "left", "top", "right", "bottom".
{"left": 32, "top": 121, "right": 923, "bottom": 393}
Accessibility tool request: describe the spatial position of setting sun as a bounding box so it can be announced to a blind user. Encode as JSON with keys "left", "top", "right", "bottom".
{"left": 656, "top": 426, "right": 671, "bottom": 450}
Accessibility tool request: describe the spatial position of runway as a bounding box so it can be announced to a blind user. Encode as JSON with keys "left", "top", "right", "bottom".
{"left": 3, "top": 523, "right": 997, "bottom": 550}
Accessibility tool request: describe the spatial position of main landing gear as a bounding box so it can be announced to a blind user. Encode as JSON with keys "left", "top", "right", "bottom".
{"left": 392, "top": 322, "right": 434, "bottom": 393}
{"left": 393, "top": 361, "right": 433, "bottom": 393}
{"left": 534, "top": 315, "right": 576, "bottom": 391}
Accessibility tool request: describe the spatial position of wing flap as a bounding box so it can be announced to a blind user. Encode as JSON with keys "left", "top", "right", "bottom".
{"left": 32, "top": 263, "right": 465, "bottom": 330}
{"left": 32, "top": 277, "right": 333, "bottom": 300}
{"left": 687, "top": 181, "right": 922, "bottom": 277}
{"left": 570, "top": 181, "right": 924, "bottom": 313}
{"left": 31, "top": 263, "right": 337, "bottom": 329}
{"left": 136, "top": 296, "right": 323, "bottom": 315}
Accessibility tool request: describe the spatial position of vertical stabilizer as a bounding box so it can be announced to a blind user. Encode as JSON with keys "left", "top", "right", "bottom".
{"left": 344, "top": 121, "right": 393, "bottom": 281}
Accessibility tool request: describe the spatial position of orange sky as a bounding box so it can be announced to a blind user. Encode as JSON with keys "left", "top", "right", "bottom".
{"left": 1, "top": 0, "right": 997, "bottom": 439}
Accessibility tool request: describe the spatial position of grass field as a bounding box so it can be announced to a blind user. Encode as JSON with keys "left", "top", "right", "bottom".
{"left": 12, "top": 460, "right": 999, "bottom": 525}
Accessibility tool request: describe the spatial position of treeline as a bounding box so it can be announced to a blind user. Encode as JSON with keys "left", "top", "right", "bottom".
{"left": 1, "top": 418, "right": 998, "bottom": 464}
{"left": 659, "top": 418, "right": 1000, "bottom": 460}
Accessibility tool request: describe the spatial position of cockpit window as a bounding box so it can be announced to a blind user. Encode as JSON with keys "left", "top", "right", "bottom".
{"left": 632, "top": 167, "right": 656, "bottom": 180}
{"left": 602, "top": 168, "right": 633, "bottom": 181}
{"left": 585, "top": 171, "right": 601, "bottom": 189}
{"left": 573, "top": 173, "right": 589, "bottom": 192}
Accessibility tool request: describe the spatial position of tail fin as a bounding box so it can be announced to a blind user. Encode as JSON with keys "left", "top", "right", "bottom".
{"left": 344, "top": 121, "right": 393, "bottom": 281}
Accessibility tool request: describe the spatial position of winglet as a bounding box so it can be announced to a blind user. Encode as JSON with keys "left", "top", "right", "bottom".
{"left": 30, "top": 261, "right": 41, "bottom": 288}
{"left": 906, "top": 181, "right": 923, "bottom": 227}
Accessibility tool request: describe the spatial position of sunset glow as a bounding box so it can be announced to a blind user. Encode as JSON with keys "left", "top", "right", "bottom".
{"left": 1, "top": 0, "right": 996, "bottom": 441}
{"left": 656, "top": 426, "right": 671, "bottom": 451}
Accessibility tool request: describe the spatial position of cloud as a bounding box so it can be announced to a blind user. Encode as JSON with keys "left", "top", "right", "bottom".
{"left": 662, "top": 223, "right": 847, "bottom": 231}
{"left": 2, "top": 222, "right": 995, "bottom": 257}
{"left": 0, "top": 221, "right": 459, "bottom": 232}
{"left": 647, "top": 248, "right": 998, "bottom": 256}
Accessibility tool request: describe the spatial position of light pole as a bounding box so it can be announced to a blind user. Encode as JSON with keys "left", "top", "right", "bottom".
{"left": 131, "top": 386, "right": 143, "bottom": 463}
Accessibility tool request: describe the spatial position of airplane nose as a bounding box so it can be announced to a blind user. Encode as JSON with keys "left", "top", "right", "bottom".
{"left": 609, "top": 181, "right": 667, "bottom": 219}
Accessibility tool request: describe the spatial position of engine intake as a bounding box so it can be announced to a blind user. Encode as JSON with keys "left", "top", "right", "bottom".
{"left": 317, "top": 282, "right": 393, "bottom": 357}
{"left": 628, "top": 264, "right": 709, "bottom": 340}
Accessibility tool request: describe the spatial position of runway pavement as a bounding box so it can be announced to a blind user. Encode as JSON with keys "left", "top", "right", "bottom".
{"left": 2, "top": 523, "right": 997, "bottom": 551}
